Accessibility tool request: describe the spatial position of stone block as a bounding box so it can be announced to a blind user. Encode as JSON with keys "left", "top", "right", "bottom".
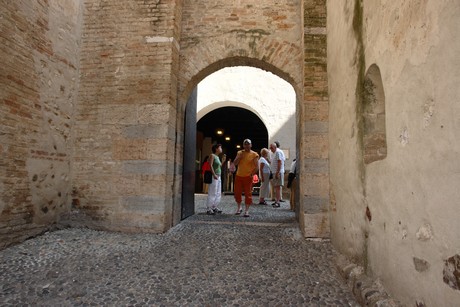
{"left": 111, "top": 175, "right": 140, "bottom": 195}
{"left": 112, "top": 139, "right": 148, "bottom": 160}
{"left": 121, "top": 196, "right": 171, "bottom": 214}
{"left": 301, "top": 173, "right": 330, "bottom": 198}
{"left": 303, "top": 158, "right": 329, "bottom": 173}
{"left": 301, "top": 195, "right": 329, "bottom": 214}
{"left": 138, "top": 104, "right": 175, "bottom": 125}
{"left": 139, "top": 176, "right": 171, "bottom": 197}
{"left": 123, "top": 161, "right": 168, "bottom": 175}
{"left": 101, "top": 105, "right": 138, "bottom": 125}
{"left": 122, "top": 125, "right": 170, "bottom": 139}
{"left": 302, "top": 212, "right": 330, "bottom": 237}
{"left": 112, "top": 139, "right": 171, "bottom": 160}
{"left": 303, "top": 121, "right": 328, "bottom": 134}
{"left": 302, "top": 134, "right": 328, "bottom": 159}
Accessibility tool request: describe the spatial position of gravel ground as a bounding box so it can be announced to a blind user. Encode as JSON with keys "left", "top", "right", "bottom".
{"left": 0, "top": 194, "right": 359, "bottom": 306}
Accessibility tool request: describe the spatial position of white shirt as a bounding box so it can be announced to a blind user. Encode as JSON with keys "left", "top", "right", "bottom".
{"left": 270, "top": 148, "right": 285, "bottom": 174}
{"left": 289, "top": 159, "right": 297, "bottom": 174}
{"left": 258, "top": 157, "right": 271, "bottom": 174}
{"left": 278, "top": 148, "right": 285, "bottom": 161}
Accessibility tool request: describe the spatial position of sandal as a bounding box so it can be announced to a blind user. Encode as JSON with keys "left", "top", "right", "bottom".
{"left": 272, "top": 202, "right": 280, "bottom": 208}
{"left": 258, "top": 201, "right": 268, "bottom": 205}
{"left": 243, "top": 212, "right": 250, "bottom": 217}
{"left": 235, "top": 209, "right": 243, "bottom": 215}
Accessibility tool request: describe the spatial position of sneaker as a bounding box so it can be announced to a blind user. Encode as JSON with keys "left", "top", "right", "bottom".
{"left": 213, "top": 208, "right": 222, "bottom": 214}
{"left": 206, "top": 210, "right": 216, "bottom": 215}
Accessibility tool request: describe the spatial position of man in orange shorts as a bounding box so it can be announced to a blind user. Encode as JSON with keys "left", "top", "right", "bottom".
{"left": 232, "top": 139, "right": 259, "bottom": 217}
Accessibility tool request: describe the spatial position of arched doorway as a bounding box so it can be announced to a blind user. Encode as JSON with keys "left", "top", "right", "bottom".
{"left": 197, "top": 107, "right": 269, "bottom": 164}
{"left": 180, "top": 65, "right": 297, "bottom": 220}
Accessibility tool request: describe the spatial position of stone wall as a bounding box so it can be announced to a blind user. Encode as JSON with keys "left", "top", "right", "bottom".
{"left": 0, "top": 0, "right": 330, "bottom": 239}
{"left": 177, "top": 0, "right": 308, "bottom": 229}
{"left": 300, "top": 0, "right": 329, "bottom": 237}
{"left": 327, "top": 0, "right": 460, "bottom": 305}
{"left": 70, "top": 0, "right": 182, "bottom": 232}
{"left": 176, "top": 0, "right": 329, "bottom": 237}
{"left": 0, "top": 0, "right": 83, "bottom": 248}
{"left": 2, "top": 0, "right": 459, "bottom": 304}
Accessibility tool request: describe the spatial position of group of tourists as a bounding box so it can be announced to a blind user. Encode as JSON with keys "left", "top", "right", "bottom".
{"left": 204, "top": 139, "right": 296, "bottom": 217}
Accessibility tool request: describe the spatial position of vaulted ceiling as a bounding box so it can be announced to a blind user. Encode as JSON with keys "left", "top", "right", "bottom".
{"left": 197, "top": 106, "right": 268, "bottom": 159}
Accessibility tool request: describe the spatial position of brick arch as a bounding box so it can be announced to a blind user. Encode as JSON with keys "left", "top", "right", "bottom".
{"left": 179, "top": 0, "right": 304, "bottom": 105}
{"left": 180, "top": 55, "right": 302, "bottom": 108}
{"left": 175, "top": 0, "right": 329, "bottom": 238}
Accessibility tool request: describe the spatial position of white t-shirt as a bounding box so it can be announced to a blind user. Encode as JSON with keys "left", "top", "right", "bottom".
{"left": 289, "top": 159, "right": 297, "bottom": 174}
{"left": 270, "top": 148, "right": 285, "bottom": 174}
{"left": 258, "top": 157, "right": 271, "bottom": 174}
{"left": 278, "top": 148, "right": 285, "bottom": 161}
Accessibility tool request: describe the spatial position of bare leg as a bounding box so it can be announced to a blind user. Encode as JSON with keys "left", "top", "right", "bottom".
{"left": 275, "top": 186, "right": 281, "bottom": 202}
{"left": 243, "top": 203, "right": 251, "bottom": 217}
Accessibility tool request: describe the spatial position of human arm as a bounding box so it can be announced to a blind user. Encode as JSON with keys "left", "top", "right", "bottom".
{"left": 251, "top": 155, "right": 259, "bottom": 177}
{"left": 275, "top": 152, "right": 281, "bottom": 179}
{"left": 260, "top": 162, "right": 266, "bottom": 182}
{"left": 208, "top": 155, "right": 218, "bottom": 179}
{"left": 233, "top": 150, "right": 243, "bottom": 166}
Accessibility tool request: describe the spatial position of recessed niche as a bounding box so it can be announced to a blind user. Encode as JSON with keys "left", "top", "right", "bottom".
{"left": 362, "top": 64, "right": 387, "bottom": 164}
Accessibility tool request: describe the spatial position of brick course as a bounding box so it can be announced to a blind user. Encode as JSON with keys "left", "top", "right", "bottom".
{"left": 0, "top": 0, "right": 82, "bottom": 248}
{"left": 300, "top": 0, "right": 329, "bottom": 237}
{"left": 72, "top": 0, "right": 181, "bottom": 232}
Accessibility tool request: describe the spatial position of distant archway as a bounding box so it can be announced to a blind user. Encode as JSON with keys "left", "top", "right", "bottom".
{"left": 197, "top": 106, "right": 269, "bottom": 162}
{"left": 180, "top": 62, "right": 298, "bottom": 221}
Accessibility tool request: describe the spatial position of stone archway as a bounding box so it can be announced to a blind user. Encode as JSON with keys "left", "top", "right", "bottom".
{"left": 175, "top": 1, "right": 329, "bottom": 238}
{"left": 174, "top": 58, "right": 318, "bottom": 237}
{"left": 178, "top": 61, "right": 297, "bottom": 222}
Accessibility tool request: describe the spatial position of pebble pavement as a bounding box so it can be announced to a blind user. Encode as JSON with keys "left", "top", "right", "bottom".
{"left": 0, "top": 194, "right": 359, "bottom": 306}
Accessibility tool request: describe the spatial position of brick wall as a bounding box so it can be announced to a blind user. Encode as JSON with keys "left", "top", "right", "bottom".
{"left": 300, "top": 0, "right": 329, "bottom": 237}
{"left": 176, "top": 0, "right": 305, "bottom": 228}
{"left": 1, "top": 0, "right": 331, "bottom": 240}
{"left": 178, "top": 1, "right": 329, "bottom": 238}
{"left": 72, "top": 0, "right": 306, "bottom": 232}
{"left": 179, "top": 0, "right": 304, "bottom": 99}
{"left": 0, "top": 0, "right": 83, "bottom": 248}
{"left": 70, "top": 0, "right": 182, "bottom": 232}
